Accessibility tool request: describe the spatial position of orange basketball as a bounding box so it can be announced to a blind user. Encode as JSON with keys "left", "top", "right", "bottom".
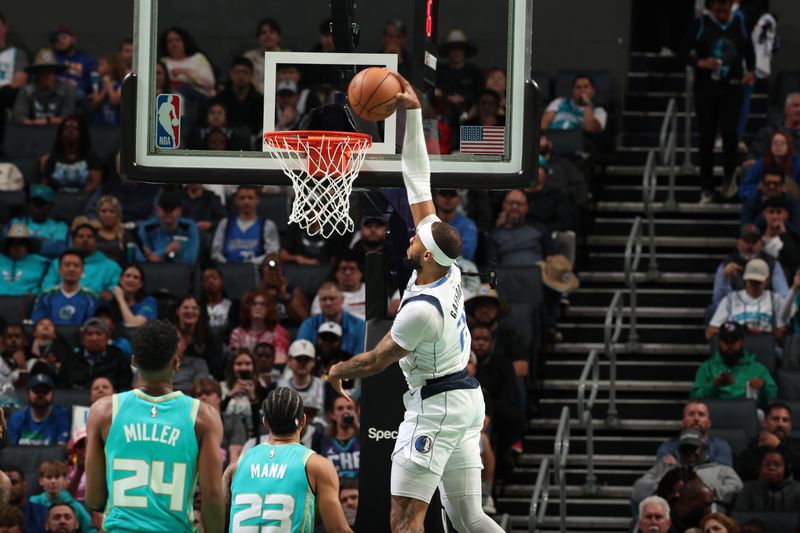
{"left": 347, "top": 67, "right": 402, "bottom": 122}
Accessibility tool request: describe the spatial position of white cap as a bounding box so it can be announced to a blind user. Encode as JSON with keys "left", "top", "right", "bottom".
{"left": 276, "top": 79, "right": 298, "bottom": 94}
{"left": 317, "top": 321, "right": 343, "bottom": 337}
{"left": 289, "top": 339, "right": 315, "bottom": 358}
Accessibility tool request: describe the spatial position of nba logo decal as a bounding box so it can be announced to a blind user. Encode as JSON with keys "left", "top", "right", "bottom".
{"left": 414, "top": 435, "right": 432, "bottom": 454}
{"left": 155, "top": 94, "right": 181, "bottom": 149}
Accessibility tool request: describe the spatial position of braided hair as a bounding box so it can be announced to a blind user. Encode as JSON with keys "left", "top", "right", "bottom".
{"left": 262, "top": 387, "right": 304, "bottom": 436}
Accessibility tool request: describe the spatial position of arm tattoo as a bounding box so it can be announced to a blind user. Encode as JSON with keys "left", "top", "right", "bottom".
{"left": 334, "top": 333, "right": 410, "bottom": 380}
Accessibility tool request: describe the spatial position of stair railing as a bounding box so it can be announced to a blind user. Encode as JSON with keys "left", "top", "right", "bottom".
{"left": 642, "top": 150, "right": 660, "bottom": 281}
{"left": 624, "top": 217, "right": 643, "bottom": 349}
{"left": 528, "top": 405, "right": 569, "bottom": 532}
{"left": 528, "top": 457, "right": 550, "bottom": 533}
{"left": 682, "top": 66, "right": 695, "bottom": 173}
{"left": 604, "top": 290, "right": 624, "bottom": 427}
{"left": 577, "top": 350, "right": 599, "bottom": 495}
{"left": 499, "top": 513, "right": 510, "bottom": 532}
{"left": 658, "top": 97, "right": 679, "bottom": 210}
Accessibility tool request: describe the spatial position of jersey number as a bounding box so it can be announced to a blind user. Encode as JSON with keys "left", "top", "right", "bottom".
{"left": 232, "top": 493, "right": 295, "bottom": 532}
{"left": 112, "top": 458, "right": 187, "bottom": 512}
{"left": 457, "top": 312, "right": 468, "bottom": 352}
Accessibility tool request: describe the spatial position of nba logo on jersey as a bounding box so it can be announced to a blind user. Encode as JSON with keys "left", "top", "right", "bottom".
{"left": 155, "top": 94, "right": 181, "bottom": 149}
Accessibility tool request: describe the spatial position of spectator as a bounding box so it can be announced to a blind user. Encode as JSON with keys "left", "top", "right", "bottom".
{"left": 42, "top": 502, "right": 80, "bottom": 533}
{"left": 538, "top": 133, "right": 590, "bottom": 214}
{"left": 191, "top": 101, "right": 244, "bottom": 150}
{"left": 7, "top": 374, "right": 69, "bottom": 446}
{"left": 693, "top": 321, "right": 777, "bottom": 408}
{"left": 65, "top": 430, "right": 86, "bottom": 502}
{"left": 314, "top": 396, "right": 360, "bottom": 479}
{"left": 741, "top": 131, "right": 800, "bottom": 200}
{"left": 55, "top": 317, "right": 131, "bottom": 391}
{"left": 759, "top": 195, "right": 800, "bottom": 276}
{"left": 0, "top": 324, "right": 29, "bottom": 387}
{"left": 736, "top": 447, "right": 800, "bottom": 513}
{"left": 632, "top": 429, "right": 743, "bottom": 511}
{"left": 434, "top": 190, "right": 477, "bottom": 262}
{"left": 93, "top": 154, "right": 161, "bottom": 224}
{"left": 88, "top": 53, "right": 121, "bottom": 126}
{"left": 707, "top": 259, "right": 785, "bottom": 339}
{"left": 711, "top": 224, "right": 789, "bottom": 311}
{"left": 679, "top": 0, "right": 755, "bottom": 203}
{"left": 539, "top": 255, "right": 580, "bottom": 343}
{"left": 700, "top": 513, "right": 739, "bottom": 533}
{"left": 541, "top": 74, "right": 607, "bottom": 134}
{"left": 159, "top": 26, "right": 215, "bottom": 99}
{"left": 280, "top": 216, "right": 344, "bottom": 266}
{"left": 12, "top": 48, "right": 74, "bottom": 125}
{"left": 27, "top": 318, "right": 70, "bottom": 375}
{"left": 656, "top": 400, "right": 733, "bottom": 467}
{"left": 482, "top": 68, "right": 506, "bottom": 116}
{"left": 217, "top": 56, "right": 264, "bottom": 135}
{"left": 212, "top": 186, "right": 279, "bottom": 265}
{"left": 746, "top": 93, "right": 800, "bottom": 163}
{"left": 243, "top": 18, "right": 283, "bottom": 92}
{"left": 0, "top": 224, "right": 48, "bottom": 296}
{"left": 274, "top": 78, "right": 305, "bottom": 130}
{"left": 200, "top": 265, "right": 237, "bottom": 332}
{"left": 38, "top": 114, "right": 101, "bottom": 193}
{"left": 110, "top": 264, "right": 157, "bottom": 328}
{"left": 117, "top": 38, "right": 133, "bottom": 77}
{"left": 192, "top": 378, "right": 247, "bottom": 465}
{"left": 436, "top": 29, "right": 483, "bottom": 118}
{"left": 137, "top": 191, "right": 200, "bottom": 265}
{"left": 311, "top": 255, "right": 368, "bottom": 319}
{"left": 43, "top": 220, "right": 121, "bottom": 296}
{"left": 260, "top": 253, "right": 309, "bottom": 327}
{"left": 637, "top": 495, "right": 671, "bottom": 533}
{"left": 305, "top": 19, "right": 338, "bottom": 86}
{"left": 229, "top": 289, "right": 290, "bottom": 362}
{"left": 526, "top": 159, "right": 577, "bottom": 264}
{"left": 462, "top": 89, "right": 504, "bottom": 128}
{"left": 0, "top": 14, "right": 28, "bottom": 127}
{"left": 155, "top": 59, "right": 170, "bottom": 94}
{"left": 736, "top": 402, "right": 800, "bottom": 481}
{"left": 170, "top": 295, "right": 222, "bottom": 381}
{"left": 3, "top": 466, "right": 27, "bottom": 513}
{"left": 299, "top": 282, "right": 365, "bottom": 356}
{"left": 9, "top": 185, "right": 69, "bottom": 259}
{"left": 93, "top": 307, "right": 132, "bottom": 361}
{"left": 221, "top": 348, "right": 262, "bottom": 437}
{"left": 92, "top": 195, "right": 138, "bottom": 264}
{"left": 277, "top": 340, "right": 325, "bottom": 423}
{"left": 741, "top": 170, "right": 800, "bottom": 232}
{"left": 377, "top": 19, "right": 411, "bottom": 78}
{"left": 49, "top": 25, "right": 96, "bottom": 101}
{"left": 315, "top": 321, "right": 352, "bottom": 377}
{"left": 338, "top": 478, "right": 358, "bottom": 527}
{"left": 177, "top": 184, "right": 227, "bottom": 234}
{"left": 24, "top": 461, "right": 94, "bottom": 533}
{"left": 32, "top": 250, "right": 99, "bottom": 326}
{"left": 488, "top": 189, "right": 555, "bottom": 266}
{"left": 253, "top": 342, "right": 280, "bottom": 392}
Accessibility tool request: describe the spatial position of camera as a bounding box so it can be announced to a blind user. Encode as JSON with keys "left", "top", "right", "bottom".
{"left": 239, "top": 370, "right": 253, "bottom": 380}
{"left": 267, "top": 259, "right": 279, "bottom": 272}
{"left": 342, "top": 412, "right": 355, "bottom": 426}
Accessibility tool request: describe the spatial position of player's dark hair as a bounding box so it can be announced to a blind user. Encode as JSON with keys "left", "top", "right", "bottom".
{"left": 256, "top": 17, "right": 282, "bottom": 37}
{"left": 766, "top": 401, "right": 792, "bottom": 417}
{"left": 431, "top": 222, "right": 462, "bottom": 262}
{"left": 59, "top": 249, "right": 84, "bottom": 266}
{"left": 131, "top": 319, "right": 179, "bottom": 372}
{"left": 573, "top": 73, "right": 595, "bottom": 88}
{"left": 231, "top": 56, "right": 254, "bottom": 71}
{"left": 262, "top": 387, "right": 304, "bottom": 436}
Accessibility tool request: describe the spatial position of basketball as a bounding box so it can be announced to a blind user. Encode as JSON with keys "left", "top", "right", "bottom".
{"left": 347, "top": 67, "right": 402, "bottom": 122}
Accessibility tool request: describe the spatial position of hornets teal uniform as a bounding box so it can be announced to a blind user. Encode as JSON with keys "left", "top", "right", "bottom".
{"left": 103, "top": 390, "right": 201, "bottom": 533}
{"left": 229, "top": 443, "right": 316, "bottom": 532}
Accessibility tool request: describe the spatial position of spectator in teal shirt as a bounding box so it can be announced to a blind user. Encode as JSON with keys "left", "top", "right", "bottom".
{"left": 42, "top": 219, "right": 121, "bottom": 298}
{"left": 137, "top": 192, "right": 199, "bottom": 265}
{"left": 9, "top": 185, "right": 68, "bottom": 259}
{"left": 0, "top": 224, "right": 49, "bottom": 296}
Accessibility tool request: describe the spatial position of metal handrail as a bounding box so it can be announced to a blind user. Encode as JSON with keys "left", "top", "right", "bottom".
{"left": 682, "top": 66, "right": 695, "bottom": 173}
{"left": 499, "top": 513, "right": 510, "bottom": 532}
{"left": 604, "top": 291, "right": 624, "bottom": 427}
{"left": 658, "top": 98, "right": 679, "bottom": 210}
{"left": 641, "top": 150, "right": 660, "bottom": 281}
{"left": 577, "top": 350, "right": 599, "bottom": 494}
{"left": 528, "top": 457, "right": 551, "bottom": 532}
{"left": 624, "top": 216, "right": 643, "bottom": 349}
{"left": 553, "top": 406, "right": 570, "bottom": 531}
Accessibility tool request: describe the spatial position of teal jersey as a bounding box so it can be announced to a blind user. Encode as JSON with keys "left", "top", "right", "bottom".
{"left": 229, "top": 442, "right": 316, "bottom": 532}
{"left": 103, "top": 389, "right": 201, "bottom": 533}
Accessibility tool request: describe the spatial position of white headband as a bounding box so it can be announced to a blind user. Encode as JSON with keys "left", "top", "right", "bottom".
{"left": 418, "top": 222, "right": 456, "bottom": 267}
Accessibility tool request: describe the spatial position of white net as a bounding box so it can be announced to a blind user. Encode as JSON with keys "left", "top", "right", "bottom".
{"left": 264, "top": 131, "right": 372, "bottom": 238}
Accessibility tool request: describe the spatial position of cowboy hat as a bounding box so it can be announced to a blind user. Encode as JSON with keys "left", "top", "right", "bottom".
{"left": 465, "top": 283, "right": 509, "bottom": 318}
{"left": 438, "top": 29, "right": 478, "bottom": 58}
{"left": 27, "top": 48, "right": 67, "bottom": 73}
{"left": 1, "top": 224, "right": 41, "bottom": 254}
{"left": 537, "top": 255, "right": 579, "bottom": 293}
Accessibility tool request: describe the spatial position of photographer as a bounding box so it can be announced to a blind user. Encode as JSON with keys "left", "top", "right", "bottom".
{"left": 260, "top": 253, "right": 309, "bottom": 328}
{"left": 314, "top": 395, "right": 361, "bottom": 480}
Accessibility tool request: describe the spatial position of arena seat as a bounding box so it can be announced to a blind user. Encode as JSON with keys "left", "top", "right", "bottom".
{"left": 55, "top": 325, "right": 81, "bottom": 351}
{"left": 216, "top": 262, "right": 259, "bottom": 300}
{"left": 707, "top": 427, "right": 749, "bottom": 456}
{"left": 494, "top": 264, "right": 544, "bottom": 359}
{"left": 707, "top": 333, "right": 776, "bottom": 373}
{"left": 776, "top": 370, "right": 800, "bottom": 401}
{"left": 778, "top": 399, "right": 800, "bottom": 433}
{"left": 138, "top": 262, "right": 191, "bottom": 299}
{"left": 89, "top": 126, "right": 120, "bottom": 161}
{"left": 3, "top": 125, "right": 57, "bottom": 159}
{"left": 50, "top": 191, "right": 88, "bottom": 224}
{"left": 499, "top": 301, "right": 533, "bottom": 353}
{"left": 554, "top": 69, "right": 612, "bottom": 107}
{"left": 7, "top": 156, "right": 39, "bottom": 184}
{"left": 257, "top": 193, "right": 289, "bottom": 235}
{"left": 0, "top": 295, "right": 34, "bottom": 324}
{"left": 704, "top": 398, "right": 759, "bottom": 441}
{"left": 0, "top": 445, "right": 66, "bottom": 496}
{"left": 55, "top": 388, "right": 92, "bottom": 407}
{"left": 731, "top": 511, "right": 799, "bottom": 532}
{"left": 548, "top": 129, "right": 584, "bottom": 156}
{"left": 283, "top": 263, "right": 331, "bottom": 301}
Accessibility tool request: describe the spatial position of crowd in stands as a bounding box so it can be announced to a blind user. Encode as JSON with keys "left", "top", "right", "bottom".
{"left": 0, "top": 10, "right": 594, "bottom": 530}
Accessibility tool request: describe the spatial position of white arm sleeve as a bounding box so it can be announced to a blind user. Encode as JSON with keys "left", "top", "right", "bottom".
{"left": 390, "top": 300, "right": 443, "bottom": 351}
{"left": 401, "top": 108, "right": 432, "bottom": 205}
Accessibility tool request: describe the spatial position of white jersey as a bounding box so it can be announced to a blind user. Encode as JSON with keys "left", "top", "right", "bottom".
{"left": 391, "top": 265, "right": 470, "bottom": 389}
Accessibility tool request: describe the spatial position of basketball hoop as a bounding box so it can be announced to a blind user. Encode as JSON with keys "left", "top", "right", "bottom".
{"left": 264, "top": 130, "right": 372, "bottom": 238}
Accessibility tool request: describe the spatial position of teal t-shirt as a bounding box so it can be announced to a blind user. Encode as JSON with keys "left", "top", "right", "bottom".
{"left": 103, "top": 390, "right": 200, "bottom": 533}
{"left": 229, "top": 442, "right": 316, "bottom": 532}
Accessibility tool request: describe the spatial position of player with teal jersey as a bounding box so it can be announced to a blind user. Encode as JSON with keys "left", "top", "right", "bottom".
{"left": 85, "top": 320, "right": 225, "bottom": 533}
{"left": 225, "top": 387, "right": 352, "bottom": 533}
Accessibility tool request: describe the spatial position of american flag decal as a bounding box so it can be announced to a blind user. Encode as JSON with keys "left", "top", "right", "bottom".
{"left": 459, "top": 125, "right": 505, "bottom": 155}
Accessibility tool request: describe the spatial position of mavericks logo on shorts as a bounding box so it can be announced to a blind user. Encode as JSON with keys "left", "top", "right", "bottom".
{"left": 414, "top": 435, "right": 432, "bottom": 454}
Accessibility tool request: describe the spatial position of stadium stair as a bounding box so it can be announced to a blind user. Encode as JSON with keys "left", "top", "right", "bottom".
{"left": 498, "top": 52, "right": 763, "bottom": 532}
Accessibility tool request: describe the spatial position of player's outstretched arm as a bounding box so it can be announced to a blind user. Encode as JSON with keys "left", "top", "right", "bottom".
{"left": 307, "top": 454, "right": 353, "bottom": 533}
{"left": 196, "top": 402, "right": 225, "bottom": 533}
{"left": 394, "top": 73, "right": 436, "bottom": 228}
{"left": 85, "top": 396, "right": 112, "bottom": 511}
{"left": 328, "top": 331, "right": 410, "bottom": 400}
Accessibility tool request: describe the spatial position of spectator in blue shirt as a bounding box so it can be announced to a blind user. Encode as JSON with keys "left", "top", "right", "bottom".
{"left": 212, "top": 185, "right": 279, "bottom": 265}
{"left": 42, "top": 219, "right": 121, "bottom": 297}
{"left": 655, "top": 400, "right": 733, "bottom": 467}
{"left": 298, "top": 281, "right": 365, "bottom": 355}
{"left": 434, "top": 189, "right": 478, "bottom": 262}
{"left": 49, "top": 25, "right": 96, "bottom": 100}
{"left": 7, "top": 373, "right": 70, "bottom": 446}
{"left": 32, "top": 250, "right": 99, "bottom": 326}
{"left": 110, "top": 264, "right": 158, "bottom": 328}
{"left": 137, "top": 191, "right": 199, "bottom": 265}
{"left": 0, "top": 224, "right": 49, "bottom": 296}
{"left": 9, "top": 185, "right": 68, "bottom": 259}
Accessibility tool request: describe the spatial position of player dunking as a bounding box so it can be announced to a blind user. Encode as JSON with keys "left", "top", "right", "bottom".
{"left": 85, "top": 320, "right": 225, "bottom": 533}
{"left": 328, "top": 74, "right": 503, "bottom": 532}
